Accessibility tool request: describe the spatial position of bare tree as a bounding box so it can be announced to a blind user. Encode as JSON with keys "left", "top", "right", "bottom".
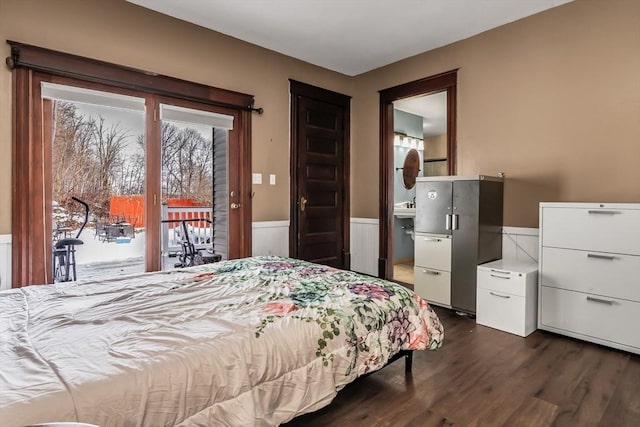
{"left": 161, "top": 122, "right": 213, "bottom": 204}
{"left": 52, "top": 102, "right": 135, "bottom": 218}
{"left": 52, "top": 104, "right": 214, "bottom": 220}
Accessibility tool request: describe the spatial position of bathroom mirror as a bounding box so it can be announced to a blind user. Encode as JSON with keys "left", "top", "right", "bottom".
{"left": 402, "top": 149, "right": 421, "bottom": 189}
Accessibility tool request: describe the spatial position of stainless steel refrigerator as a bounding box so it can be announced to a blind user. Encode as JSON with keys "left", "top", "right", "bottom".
{"left": 414, "top": 175, "right": 503, "bottom": 314}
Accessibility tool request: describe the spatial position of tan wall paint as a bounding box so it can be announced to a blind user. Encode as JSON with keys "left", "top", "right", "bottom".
{"left": 352, "top": 0, "right": 640, "bottom": 226}
{"left": 0, "top": 0, "right": 352, "bottom": 233}
{"left": 2, "top": 0, "right": 639, "bottom": 234}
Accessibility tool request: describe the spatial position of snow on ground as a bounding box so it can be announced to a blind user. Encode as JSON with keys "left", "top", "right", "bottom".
{"left": 63, "top": 226, "right": 213, "bottom": 282}
{"left": 74, "top": 228, "right": 145, "bottom": 265}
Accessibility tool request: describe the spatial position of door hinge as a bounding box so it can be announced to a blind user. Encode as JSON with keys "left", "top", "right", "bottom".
{"left": 154, "top": 108, "right": 158, "bottom": 122}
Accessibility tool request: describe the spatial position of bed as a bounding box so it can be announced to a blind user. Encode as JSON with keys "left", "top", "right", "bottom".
{"left": 0, "top": 256, "right": 444, "bottom": 426}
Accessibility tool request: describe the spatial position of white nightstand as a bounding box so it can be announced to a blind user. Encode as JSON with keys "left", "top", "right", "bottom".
{"left": 476, "top": 259, "right": 538, "bottom": 337}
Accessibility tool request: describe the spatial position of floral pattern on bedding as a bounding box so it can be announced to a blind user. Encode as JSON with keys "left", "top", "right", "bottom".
{"left": 185, "top": 256, "right": 444, "bottom": 376}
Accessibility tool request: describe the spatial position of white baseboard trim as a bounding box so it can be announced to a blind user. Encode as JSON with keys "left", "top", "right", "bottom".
{"left": 350, "top": 218, "right": 379, "bottom": 276}
{"left": 0, "top": 234, "right": 11, "bottom": 290}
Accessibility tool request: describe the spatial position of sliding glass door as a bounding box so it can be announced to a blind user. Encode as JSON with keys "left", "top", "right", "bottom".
{"left": 21, "top": 78, "right": 248, "bottom": 284}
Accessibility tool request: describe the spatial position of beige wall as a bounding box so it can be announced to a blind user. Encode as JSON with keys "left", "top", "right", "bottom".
{"left": 0, "top": 0, "right": 352, "bottom": 233}
{"left": 352, "top": 0, "right": 640, "bottom": 226}
{"left": 2, "top": 0, "right": 639, "bottom": 233}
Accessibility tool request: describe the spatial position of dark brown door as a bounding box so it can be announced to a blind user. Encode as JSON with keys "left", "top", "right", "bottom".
{"left": 290, "top": 80, "right": 350, "bottom": 268}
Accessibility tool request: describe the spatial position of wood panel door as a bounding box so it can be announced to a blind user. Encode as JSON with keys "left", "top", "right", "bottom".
{"left": 290, "top": 80, "right": 350, "bottom": 268}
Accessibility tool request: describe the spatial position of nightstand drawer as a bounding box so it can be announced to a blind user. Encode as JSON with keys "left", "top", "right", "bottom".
{"left": 414, "top": 234, "right": 451, "bottom": 271}
{"left": 414, "top": 267, "right": 451, "bottom": 307}
{"left": 477, "top": 288, "right": 532, "bottom": 336}
{"left": 477, "top": 268, "right": 528, "bottom": 297}
{"left": 540, "top": 286, "right": 640, "bottom": 349}
{"left": 541, "top": 247, "right": 640, "bottom": 301}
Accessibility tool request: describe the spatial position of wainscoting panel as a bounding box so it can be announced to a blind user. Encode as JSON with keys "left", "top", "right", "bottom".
{"left": 0, "top": 234, "right": 11, "bottom": 290}
{"left": 502, "top": 226, "right": 539, "bottom": 264}
{"left": 252, "top": 221, "right": 290, "bottom": 257}
{"left": 350, "top": 218, "right": 379, "bottom": 276}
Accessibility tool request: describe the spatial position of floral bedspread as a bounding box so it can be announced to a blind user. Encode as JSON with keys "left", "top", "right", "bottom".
{"left": 249, "top": 257, "right": 444, "bottom": 374}
{"left": 0, "top": 256, "right": 443, "bottom": 427}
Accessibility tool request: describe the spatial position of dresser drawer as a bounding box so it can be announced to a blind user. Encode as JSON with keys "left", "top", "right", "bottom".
{"left": 477, "top": 268, "right": 528, "bottom": 297}
{"left": 541, "top": 247, "right": 640, "bottom": 301}
{"left": 541, "top": 206, "right": 640, "bottom": 255}
{"left": 414, "top": 267, "right": 451, "bottom": 307}
{"left": 540, "top": 286, "right": 640, "bottom": 349}
{"left": 477, "top": 288, "right": 533, "bottom": 337}
{"left": 414, "top": 234, "right": 451, "bottom": 271}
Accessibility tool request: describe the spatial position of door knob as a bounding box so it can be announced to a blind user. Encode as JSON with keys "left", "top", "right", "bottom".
{"left": 300, "top": 196, "right": 308, "bottom": 212}
{"left": 230, "top": 202, "right": 242, "bottom": 209}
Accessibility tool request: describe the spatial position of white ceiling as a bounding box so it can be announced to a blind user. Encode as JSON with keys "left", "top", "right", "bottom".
{"left": 127, "top": 0, "right": 572, "bottom": 76}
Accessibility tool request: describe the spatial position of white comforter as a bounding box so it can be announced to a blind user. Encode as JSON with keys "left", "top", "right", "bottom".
{"left": 0, "top": 256, "right": 443, "bottom": 426}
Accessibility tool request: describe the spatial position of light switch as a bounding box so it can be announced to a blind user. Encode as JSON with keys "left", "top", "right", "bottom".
{"left": 269, "top": 174, "right": 276, "bottom": 185}
{"left": 252, "top": 173, "right": 262, "bottom": 184}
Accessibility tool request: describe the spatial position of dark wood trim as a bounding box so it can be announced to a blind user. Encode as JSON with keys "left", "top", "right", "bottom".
{"left": 237, "top": 108, "right": 253, "bottom": 258}
{"left": 7, "top": 41, "right": 255, "bottom": 112}
{"left": 289, "top": 80, "right": 351, "bottom": 267}
{"left": 448, "top": 84, "right": 458, "bottom": 175}
{"left": 9, "top": 42, "right": 254, "bottom": 287}
{"left": 11, "top": 67, "right": 29, "bottom": 287}
{"left": 144, "top": 95, "right": 161, "bottom": 271}
{"left": 378, "top": 100, "right": 394, "bottom": 278}
{"left": 43, "top": 98, "right": 54, "bottom": 284}
{"left": 12, "top": 71, "right": 52, "bottom": 287}
{"left": 378, "top": 70, "right": 458, "bottom": 279}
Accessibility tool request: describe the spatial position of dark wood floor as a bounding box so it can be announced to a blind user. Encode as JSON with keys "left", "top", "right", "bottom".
{"left": 284, "top": 307, "right": 640, "bottom": 426}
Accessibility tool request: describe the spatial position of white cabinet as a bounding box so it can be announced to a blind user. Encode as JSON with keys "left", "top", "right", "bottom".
{"left": 539, "top": 202, "right": 640, "bottom": 354}
{"left": 476, "top": 260, "right": 538, "bottom": 337}
{"left": 413, "top": 233, "right": 452, "bottom": 307}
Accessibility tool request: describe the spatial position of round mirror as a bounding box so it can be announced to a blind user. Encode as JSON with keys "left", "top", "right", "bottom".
{"left": 402, "top": 149, "right": 421, "bottom": 189}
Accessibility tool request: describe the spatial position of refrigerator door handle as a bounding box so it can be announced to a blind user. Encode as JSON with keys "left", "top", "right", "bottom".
{"left": 445, "top": 214, "right": 451, "bottom": 230}
{"left": 452, "top": 213, "right": 459, "bottom": 230}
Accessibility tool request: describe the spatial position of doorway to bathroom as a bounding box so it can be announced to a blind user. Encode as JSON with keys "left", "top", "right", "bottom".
{"left": 379, "top": 70, "right": 458, "bottom": 285}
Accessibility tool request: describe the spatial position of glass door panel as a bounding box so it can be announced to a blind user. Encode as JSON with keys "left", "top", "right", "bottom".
{"left": 159, "top": 103, "right": 232, "bottom": 270}
{"left": 44, "top": 83, "right": 146, "bottom": 282}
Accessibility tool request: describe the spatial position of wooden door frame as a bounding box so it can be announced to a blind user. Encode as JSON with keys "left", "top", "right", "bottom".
{"left": 289, "top": 79, "right": 351, "bottom": 267}
{"left": 8, "top": 41, "right": 254, "bottom": 287}
{"left": 378, "top": 70, "right": 458, "bottom": 279}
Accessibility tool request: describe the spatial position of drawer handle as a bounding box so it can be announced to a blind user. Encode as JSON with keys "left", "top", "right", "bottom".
{"left": 423, "top": 237, "right": 441, "bottom": 242}
{"left": 587, "top": 253, "right": 616, "bottom": 260}
{"left": 490, "top": 274, "right": 511, "bottom": 280}
{"left": 490, "top": 292, "right": 511, "bottom": 299}
{"left": 423, "top": 270, "right": 441, "bottom": 275}
{"left": 586, "top": 296, "right": 614, "bottom": 305}
{"left": 587, "top": 210, "right": 620, "bottom": 215}
{"left": 490, "top": 269, "right": 510, "bottom": 274}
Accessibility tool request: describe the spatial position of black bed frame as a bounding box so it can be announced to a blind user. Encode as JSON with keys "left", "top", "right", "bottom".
{"left": 389, "top": 349, "right": 413, "bottom": 374}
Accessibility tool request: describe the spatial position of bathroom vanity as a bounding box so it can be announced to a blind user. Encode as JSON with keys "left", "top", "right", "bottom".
{"left": 413, "top": 175, "right": 504, "bottom": 314}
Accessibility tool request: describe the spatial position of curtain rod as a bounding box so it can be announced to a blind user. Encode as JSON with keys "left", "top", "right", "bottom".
{"left": 6, "top": 42, "right": 264, "bottom": 115}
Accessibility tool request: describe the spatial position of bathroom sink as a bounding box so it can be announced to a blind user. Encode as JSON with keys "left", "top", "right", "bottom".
{"left": 394, "top": 207, "right": 416, "bottom": 218}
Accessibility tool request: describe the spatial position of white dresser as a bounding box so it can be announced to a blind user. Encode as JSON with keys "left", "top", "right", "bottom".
{"left": 477, "top": 260, "right": 538, "bottom": 337}
{"left": 414, "top": 233, "right": 452, "bottom": 308}
{"left": 538, "top": 202, "right": 640, "bottom": 354}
